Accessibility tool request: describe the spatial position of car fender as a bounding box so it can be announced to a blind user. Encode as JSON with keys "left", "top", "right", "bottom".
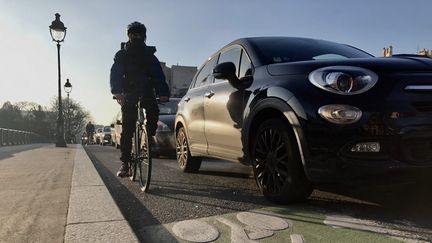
{"left": 174, "top": 114, "right": 192, "bottom": 150}
{"left": 175, "top": 114, "right": 186, "bottom": 136}
{"left": 243, "top": 91, "right": 311, "bottom": 178}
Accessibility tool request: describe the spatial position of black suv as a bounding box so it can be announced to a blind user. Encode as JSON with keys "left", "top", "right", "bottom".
{"left": 175, "top": 37, "right": 432, "bottom": 203}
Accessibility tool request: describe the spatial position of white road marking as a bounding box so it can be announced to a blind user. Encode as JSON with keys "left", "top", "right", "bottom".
{"left": 216, "top": 217, "right": 258, "bottom": 243}
{"left": 290, "top": 234, "right": 306, "bottom": 243}
{"left": 172, "top": 219, "right": 219, "bottom": 243}
{"left": 324, "top": 215, "right": 430, "bottom": 243}
{"left": 236, "top": 211, "right": 289, "bottom": 231}
{"left": 243, "top": 225, "right": 274, "bottom": 240}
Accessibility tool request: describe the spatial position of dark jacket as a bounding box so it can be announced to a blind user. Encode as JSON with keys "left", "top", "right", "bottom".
{"left": 110, "top": 42, "right": 170, "bottom": 98}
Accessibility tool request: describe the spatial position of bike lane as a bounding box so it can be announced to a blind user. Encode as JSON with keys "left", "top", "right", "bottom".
{"left": 141, "top": 206, "right": 430, "bottom": 243}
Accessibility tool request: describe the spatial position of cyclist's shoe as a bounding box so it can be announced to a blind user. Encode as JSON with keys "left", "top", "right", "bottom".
{"left": 116, "top": 163, "right": 130, "bottom": 177}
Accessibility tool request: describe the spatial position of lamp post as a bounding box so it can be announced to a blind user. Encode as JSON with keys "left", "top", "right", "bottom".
{"left": 64, "top": 79, "right": 72, "bottom": 143}
{"left": 49, "top": 13, "right": 67, "bottom": 147}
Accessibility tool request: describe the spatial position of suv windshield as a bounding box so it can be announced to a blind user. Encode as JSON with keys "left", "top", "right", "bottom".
{"left": 159, "top": 99, "right": 179, "bottom": 115}
{"left": 103, "top": 127, "right": 111, "bottom": 132}
{"left": 250, "top": 37, "right": 373, "bottom": 65}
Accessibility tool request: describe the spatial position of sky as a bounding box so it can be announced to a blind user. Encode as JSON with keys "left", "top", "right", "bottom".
{"left": 0, "top": 0, "right": 431, "bottom": 125}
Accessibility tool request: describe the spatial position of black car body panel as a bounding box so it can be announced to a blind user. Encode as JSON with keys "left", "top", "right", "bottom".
{"left": 176, "top": 37, "right": 432, "bottom": 185}
{"left": 151, "top": 98, "right": 181, "bottom": 156}
{"left": 151, "top": 114, "right": 176, "bottom": 156}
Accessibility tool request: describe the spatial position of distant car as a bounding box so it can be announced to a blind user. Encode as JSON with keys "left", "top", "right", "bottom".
{"left": 175, "top": 36, "right": 432, "bottom": 204}
{"left": 111, "top": 98, "right": 181, "bottom": 156}
{"left": 101, "top": 126, "right": 112, "bottom": 145}
{"left": 112, "top": 111, "right": 122, "bottom": 149}
{"left": 94, "top": 128, "right": 103, "bottom": 144}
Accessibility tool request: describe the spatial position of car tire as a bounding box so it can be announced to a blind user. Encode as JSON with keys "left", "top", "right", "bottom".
{"left": 251, "top": 118, "right": 313, "bottom": 204}
{"left": 176, "top": 127, "right": 202, "bottom": 173}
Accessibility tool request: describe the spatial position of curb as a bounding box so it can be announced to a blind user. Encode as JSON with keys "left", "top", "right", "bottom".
{"left": 64, "top": 145, "right": 138, "bottom": 242}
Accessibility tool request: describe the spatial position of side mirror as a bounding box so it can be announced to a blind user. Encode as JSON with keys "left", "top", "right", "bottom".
{"left": 213, "top": 62, "right": 241, "bottom": 87}
{"left": 213, "top": 62, "right": 254, "bottom": 89}
{"left": 213, "top": 62, "right": 236, "bottom": 79}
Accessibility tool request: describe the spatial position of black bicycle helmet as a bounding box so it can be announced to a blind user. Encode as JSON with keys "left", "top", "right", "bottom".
{"left": 127, "top": 21, "right": 146, "bottom": 36}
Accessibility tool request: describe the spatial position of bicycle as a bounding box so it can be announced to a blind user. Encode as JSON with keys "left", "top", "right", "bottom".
{"left": 114, "top": 96, "right": 153, "bottom": 192}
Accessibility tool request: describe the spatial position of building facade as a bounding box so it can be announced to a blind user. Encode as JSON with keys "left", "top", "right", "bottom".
{"left": 382, "top": 46, "right": 432, "bottom": 57}
{"left": 160, "top": 62, "right": 197, "bottom": 98}
{"left": 418, "top": 49, "right": 432, "bottom": 57}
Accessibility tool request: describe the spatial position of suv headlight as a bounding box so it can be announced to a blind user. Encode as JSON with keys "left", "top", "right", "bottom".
{"left": 309, "top": 66, "right": 378, "bottom": 95}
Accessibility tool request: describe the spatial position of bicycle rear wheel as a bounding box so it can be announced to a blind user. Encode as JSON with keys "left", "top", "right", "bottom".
{"left": 137, "top": 126, "right": 152, "bottom": 192}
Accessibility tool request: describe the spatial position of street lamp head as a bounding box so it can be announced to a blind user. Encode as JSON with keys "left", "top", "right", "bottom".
{"left": 64, "top": 78, "right": 72, "bottom": 93}
{"left": 49, "top": 13, "right": 67, "bottom": 42}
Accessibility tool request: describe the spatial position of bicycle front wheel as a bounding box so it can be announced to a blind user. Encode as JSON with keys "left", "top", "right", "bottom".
{"left": 137, "top": 127, "right": 152, "bottom": 192}
{"left": 129, "top": 129, "right": 139, "bottom": 181}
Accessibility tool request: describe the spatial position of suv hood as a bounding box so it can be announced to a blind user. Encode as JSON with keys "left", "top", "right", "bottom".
{"left": 267, "top": 56, "right": 432, "bottom": 76}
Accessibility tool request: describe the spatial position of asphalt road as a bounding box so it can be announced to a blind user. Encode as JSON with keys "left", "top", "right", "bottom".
{"left": 85, "top": 145, "right": 432, "bottom": 242}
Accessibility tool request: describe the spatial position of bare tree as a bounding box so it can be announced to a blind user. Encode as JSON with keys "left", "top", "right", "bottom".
{"left": 49, "top": 97, "right": 90, "bottom": 142}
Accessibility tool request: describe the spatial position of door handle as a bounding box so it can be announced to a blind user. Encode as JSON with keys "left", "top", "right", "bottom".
{"left": 184, "top": 97, "right": 191, "bottom": 102}
{"left": 204, "top": 91, "right": 215, "bottom": 98}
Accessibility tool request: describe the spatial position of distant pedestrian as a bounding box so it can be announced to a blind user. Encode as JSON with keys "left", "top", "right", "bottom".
{"left": 110, "top": 21, "right": 170, "bottom": 177}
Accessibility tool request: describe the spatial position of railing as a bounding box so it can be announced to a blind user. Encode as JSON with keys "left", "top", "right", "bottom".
{"left": 0, "top": 128, "right": 42, "bottom": 146}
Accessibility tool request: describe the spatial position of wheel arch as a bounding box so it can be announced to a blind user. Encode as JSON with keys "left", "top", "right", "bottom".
{"left": 174, "top": 115, "right": 193, "bottom": 154}
{"left": 243, "top": 97, "right": 311, "bottom": 178}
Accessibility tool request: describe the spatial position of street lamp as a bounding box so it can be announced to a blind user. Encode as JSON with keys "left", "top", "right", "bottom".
{"left": 64, "top": 79, "right": 72, "bottom": 143}
{"left": 49, "top": 13, "right": 67, "bottom": 147}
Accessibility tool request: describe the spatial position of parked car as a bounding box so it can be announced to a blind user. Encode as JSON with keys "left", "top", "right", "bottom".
{"left": 112, "top": 98, "right": 181, "bottom": 156}
{"left": 151, "top": 98, "right": 181, "bottom": 157}
{"left": 101, "top": 126, "right": 112, "bottom": 145}
{"left": 175, "top": 36, "right": 432, "bottom": 204}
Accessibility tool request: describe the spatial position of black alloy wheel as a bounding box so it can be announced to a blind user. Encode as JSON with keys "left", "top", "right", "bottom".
{"left": 252, "top": 118, "right": 313, "bottom": 203}
{"left": 176, "top": 127, "right": 202, "bottom": 172}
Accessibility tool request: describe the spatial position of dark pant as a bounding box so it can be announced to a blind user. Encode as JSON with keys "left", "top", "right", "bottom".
{"left": 120, "top": 97, "right": 159, "bottom": 162}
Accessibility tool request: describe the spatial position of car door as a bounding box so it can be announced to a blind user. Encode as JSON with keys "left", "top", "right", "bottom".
{"left": 204, "top": 46, "right": 253, "bottom": 161}
{"left": 182, "top": 56, "right": 218, "bottom": 155}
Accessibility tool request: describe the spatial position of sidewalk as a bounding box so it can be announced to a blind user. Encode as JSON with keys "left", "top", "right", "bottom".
{"left": 0, "top": 144, "right": 138, "bottom": 243}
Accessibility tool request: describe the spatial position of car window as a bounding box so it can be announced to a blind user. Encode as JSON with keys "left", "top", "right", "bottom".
{"left": 250, "top": 37, "right": 373, "bottom": 65}
{"left": 193, "top": 56, "right": 218, "bottom": 88}
{"left": 239, "top": 50, "right": 253, "bottom": 78}
{"left": 215, "top": 46, "right": 241, "bottom": 83}
{"left": 103, "top": 127, "right": 111, "bottom": 132}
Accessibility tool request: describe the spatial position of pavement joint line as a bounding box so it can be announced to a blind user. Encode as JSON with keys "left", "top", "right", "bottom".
{"left": 67, "top": 219, "right": 127, "bottom": 226}
{"left": 73, "top": 184, "right": 106, "bottom": 187}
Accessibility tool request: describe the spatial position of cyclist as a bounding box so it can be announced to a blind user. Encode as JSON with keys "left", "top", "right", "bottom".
{"left": 85, "top": 121, "right": 95, "bottom": 144}
{"left": 110, "top": 21, "right": 170, "bottom": 177}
